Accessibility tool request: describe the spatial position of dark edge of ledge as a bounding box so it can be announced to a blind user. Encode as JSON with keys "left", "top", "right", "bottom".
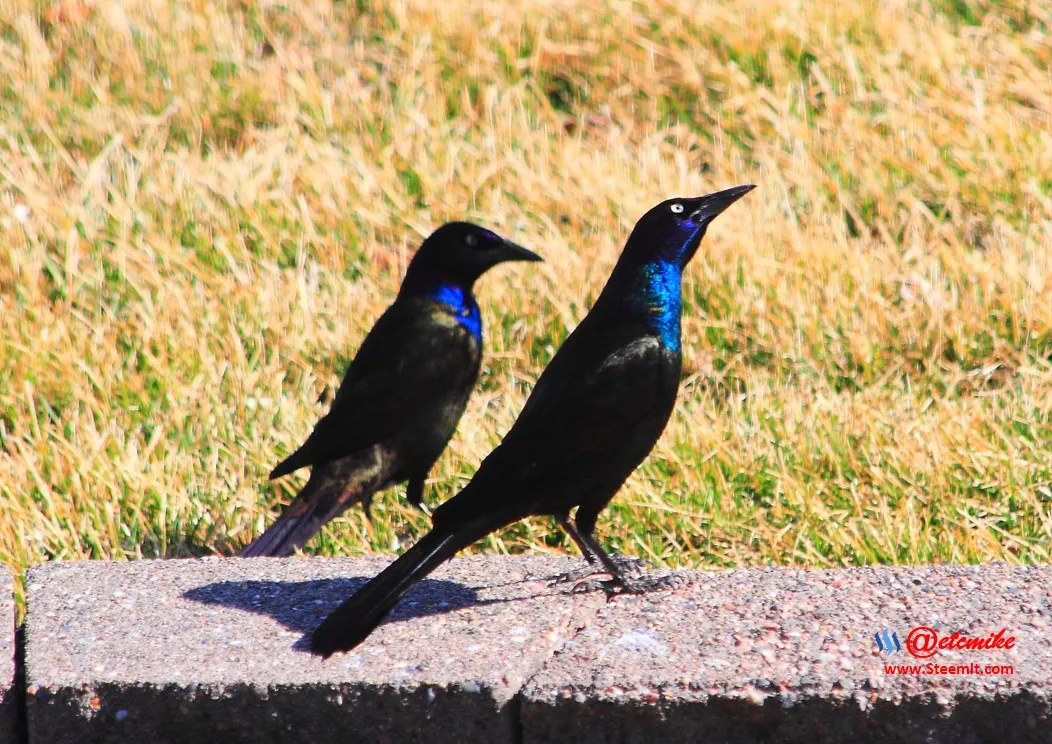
{"left": 517, "top": 688, "right": 1052, "bottom": 744}
{"left": 0, "top": 568, "right": 20, "bottom": 744}
{"left": 10, "top": 624, "right": 25, "bottom": 744}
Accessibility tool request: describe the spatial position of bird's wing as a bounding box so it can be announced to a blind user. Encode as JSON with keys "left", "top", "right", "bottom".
{"left": 434, "top": 318, "right": 678, "bottom": 523}
{"left": 288, "top": 300, "right": 480, "bottom": 468}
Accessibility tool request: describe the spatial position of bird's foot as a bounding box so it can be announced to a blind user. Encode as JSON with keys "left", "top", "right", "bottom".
{"left": 568, "top": 577, "right": 616, "bottom": 595}
{"left": 571, "top": 571, "right": 684, "bottom": 596}
{"left": 615, "top": 571, "right": 684, "bottom": 594}
{"left": 549, "top": 554, "right": 647, "bottom": 586}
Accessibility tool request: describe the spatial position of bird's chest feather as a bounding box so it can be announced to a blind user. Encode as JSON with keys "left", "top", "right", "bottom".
{"left": 430, "top": 286, "right": 482, "bottom": 342}
{"left": 635, "top": 260, "right": 682, "bottom": 351}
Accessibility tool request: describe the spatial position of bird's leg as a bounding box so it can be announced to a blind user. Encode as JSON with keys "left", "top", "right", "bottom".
{"left": 548, "top": 516, "right": 647, "bottom": 585}
{"left": 567, "top": 527, "right": 679, "bottom": 596}
{"left": 359, "top": 491, "right": 377, "bottom": 525}
{"left": 405, "top": 475, "right": 427, "bottom": 511}
{"left": 573, "top": 529, "right": 643, "bottom": 591}
{"left": 548, "top": 516, "right": 604, "bottom": 584}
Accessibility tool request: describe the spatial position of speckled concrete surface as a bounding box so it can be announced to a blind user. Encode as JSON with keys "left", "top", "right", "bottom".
{"left": 24, "top": 555, "right": 599, "bottom": 744}
{"left": 0, "top": 570, "right": 16, "bottom": 744}
{"left": 521, "top": 564, "right": 1052, "bottom": 744}
{"left": 20, "top": 559, "right": 1052, "bottom": 744}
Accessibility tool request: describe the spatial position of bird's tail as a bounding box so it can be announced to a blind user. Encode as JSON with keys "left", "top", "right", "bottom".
{"left": 241, "top": 457, "right": 385, "bottom": 558}
{"left": 239, "top": 490, "right": 336, "bottom": 557}
{"left": 269, "top": 447, "right": 311, "bottom": 480}
{"left": 310, "top": 509, "right": 515, "bottom": 657}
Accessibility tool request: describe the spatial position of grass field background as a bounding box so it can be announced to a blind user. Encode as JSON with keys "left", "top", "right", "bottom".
{"left": 2, "top": 0, "right": 1050, "bottom": 587}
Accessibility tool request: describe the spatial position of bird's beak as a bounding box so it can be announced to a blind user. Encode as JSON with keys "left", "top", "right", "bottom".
{"left": 498, "top": 238, "right": 544, "bottom": 263}
{"left": 688, "top": 184, "right": 757, "bottom": 223}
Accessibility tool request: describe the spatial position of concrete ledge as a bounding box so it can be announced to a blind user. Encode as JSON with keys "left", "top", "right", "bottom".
{"left": 521, "top": 564, "right": 1051, "bottom": 743}
{"left": 20, "top": 559, "right": 1052, "bottom": 744}
{"left": 24, "top": 556, "right": 598, "bottom": 744}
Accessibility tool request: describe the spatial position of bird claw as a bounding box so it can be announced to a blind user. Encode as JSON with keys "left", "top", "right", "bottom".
{"left": 569, "top": 578, "right": 615, "bottom": 595}
{"left": 549, "top": 554, "right": 648, "bottom": 586}
{"left": 609, "top": 554, "right": 648, "bottom": 576}
{"left": 549, "top": 565, "right": 605, "bottom": 586}
{"left": 571, "top": 572, "right": 683, "bottom": 596}
{"left": 613, "top": 572, "right": 684, "bottom": 594}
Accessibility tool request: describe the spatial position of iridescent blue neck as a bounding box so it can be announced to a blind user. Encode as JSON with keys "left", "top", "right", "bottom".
{"left": 430, "top": 284, "right": 482, "bottom": 341}
{"left": 634, "top": 259, "right": 682, "bottom": 351}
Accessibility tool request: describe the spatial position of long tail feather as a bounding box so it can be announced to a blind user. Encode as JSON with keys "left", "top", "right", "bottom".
{"left": 239, "top": 492, "right": 335, "bottom": 557}
{"left": 310, "top": 510, "right": 514, "bottom": 657}
{"left": 269, "top": 447, "right": 310, "bottom": 480}
{"left": 242, "top": 460, "right": 382, "bottom": 558}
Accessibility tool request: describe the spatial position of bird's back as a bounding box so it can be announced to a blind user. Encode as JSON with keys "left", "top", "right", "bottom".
{"left": 275, "top": 295, "right": 482, "bottom": 477}
{"left": 432, "top": 307, "right": 680, "bottom": 528}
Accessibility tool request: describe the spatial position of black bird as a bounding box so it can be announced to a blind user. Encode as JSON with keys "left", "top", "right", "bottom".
{"left": 310, "top": 185, "right": 755, "bottom": 656}
{"left": 241, "top": 222, "right": 542, "bottom": 558}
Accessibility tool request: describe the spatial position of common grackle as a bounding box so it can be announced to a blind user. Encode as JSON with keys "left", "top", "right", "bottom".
{"left": 241, "top": 222, "right": 542, "bottom": 558}
{"left": 310, "top": 186, "right": 755, "bottom": 656}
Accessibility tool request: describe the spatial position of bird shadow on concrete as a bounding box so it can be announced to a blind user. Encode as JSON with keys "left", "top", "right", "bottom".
{"left": 182, "top": 577, "right": 525, "bottom": 653}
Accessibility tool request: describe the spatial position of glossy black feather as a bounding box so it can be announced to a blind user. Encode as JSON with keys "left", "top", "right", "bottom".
{"left": 432, "top": 316, "right": 679, "bottom": 530}
{"left": 270, "top": 298, "right": 482, "bottom": 477}
{"left": 309, "top": 186, "right": 755, "bottom": 654}
{"left": 242, "top": 222, "right": 541, "bottom": 558}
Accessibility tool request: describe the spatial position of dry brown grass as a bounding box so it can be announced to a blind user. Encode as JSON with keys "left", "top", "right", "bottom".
{"left": 1, "top": 0, "right": 1050, "bottom": 587}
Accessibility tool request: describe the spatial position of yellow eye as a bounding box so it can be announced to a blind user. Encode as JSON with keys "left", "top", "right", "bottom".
{"left": 670, "top": 203, "right": 684, "bottom": 214}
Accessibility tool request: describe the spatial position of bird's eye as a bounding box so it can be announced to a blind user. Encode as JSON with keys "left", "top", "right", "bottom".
{"left": 465, "top": 234, "right": 479, "bottom": 247}
{"left": 670, "top": 203, "right": 684, "bottom": 214}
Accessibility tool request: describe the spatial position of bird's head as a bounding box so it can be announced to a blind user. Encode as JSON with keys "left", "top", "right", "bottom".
{"left": 405, "top": 222, "right": 542, "bottom": 290}
{"left": 623, "top": 185, "right": 756, "bottom": 269}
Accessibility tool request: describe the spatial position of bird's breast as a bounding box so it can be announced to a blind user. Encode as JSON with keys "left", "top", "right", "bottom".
{"left": 454, "top": 304, "right": 482, "bottom": 341}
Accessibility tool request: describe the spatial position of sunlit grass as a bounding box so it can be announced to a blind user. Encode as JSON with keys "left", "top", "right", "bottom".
{"left": 1, "top": 0, "right": 1050, "bottom": 592}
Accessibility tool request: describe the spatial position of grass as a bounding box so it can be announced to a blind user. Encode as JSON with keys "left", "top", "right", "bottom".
{"left": 1, "top": 0, "right": 1050, "bottom": 592}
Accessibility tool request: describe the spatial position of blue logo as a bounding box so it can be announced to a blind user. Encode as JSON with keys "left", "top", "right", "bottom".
{"left": 874, "top": 629, "right": 902, "bottom": 654}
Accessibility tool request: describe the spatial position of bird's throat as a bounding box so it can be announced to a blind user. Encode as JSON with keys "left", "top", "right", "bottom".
{"left": 431, "top": 285, "right": 482, "bottom": 341}
{"left": 637, "top": 260, "right": 682, "bottom": 351}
